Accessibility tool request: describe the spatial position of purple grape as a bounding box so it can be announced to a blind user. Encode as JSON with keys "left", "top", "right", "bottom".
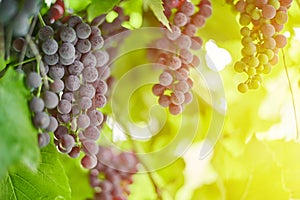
{"left": 44, "top": 53, "right": 59, "bottom": 65}
{"left": 83, "top": 126, "right": 100, "bottom": 140}
{"left": 59, "top": 42, "right": 75, "bottom": 60}
{"left": 77, "top": 114, "right": 90, "bottom": 129}
{"left": 82, "top": 140, "right": 99, "bottom": 155}
{"left": 78, "top": 96, "right": 92, "bottom": 110}
{"left": 60, "top": 26, "right": 76, "bottom": 42}
{"left": 33, "top": 112, "right": 50, "bottom": 129}
{"left": 76, "top": 39, "right": 91, "bottom": 53}
{"left": 76, "top": 23, "right": 91, "bottom": 39}
{"left": 42, "top": 38, "right": 58, "bottom": 55}
{"left": 57, "top": 99, "right": 72, "bottom": 114}
{"left": 68, "top": 146, "right": 81, "bottom": 158}
{"left": 68, "top": 60, "right": 84, "bottom": 75}
{"left": 48, "top": 64, "right": 65, "bottom": 79}
{"left": 93, "top": 50, "right": 109, "bottom": 67}
{"left": 79, "top": 84, "right": 96, "bottom": 98}
{"left": 29, "top": 97, "right": 44, "bottom": 113}
{"left": 65, "top": 75, "right": 80, "bottom": 91}
{"left": 93, "top": 80, "right": 107, "bottom": 95}
{"left": 68, "top": 16, "right": 82, "bottom": 27}
{"left": 50, "top": 79, "right": 64, "bottom": 93}
{"left": 81, "top": 154, "right": 97, "bottom": 169}
{"left": 87, "top": 110, "right": 104, "bottom": 126}
{"left": 82, "top": 67, "right": 98, "bottom": 83}
{"left": 89, "top": 35, "right": 104, "bottom": 49}
{"left": 43, "top": 91, "right": 59, "bottom": 109}
{"left": 81, "top": 52, "right": 97, "bottom": 68}
{"left": 38, "top": 25, "right": 54, "bottom": 41}
{"left": 94, "top": 94, "right": 107, "bottom": 108}
{"left": 38, "top": 132, "right": 50, "bottom": 148}
{"left": 26, "top": 72, "right": 42, "bottom": 89}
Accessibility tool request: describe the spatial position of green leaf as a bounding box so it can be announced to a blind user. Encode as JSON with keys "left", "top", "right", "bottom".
{"left": 191, "top": 182, "right": 223, "bottom": 200}
{"left": 65, "top": 0, "right": 91, "bottom": 12}
{"left": 87, "top": 0, "right": 120, "bottom": 22}
{"left": 58, "top": 154, "right": 94, "bottom": 200}
{"left": 144, "top": 0, "right": 170, "bottom": 30}
{"left": 0, "top": 69, "right": 40, "bottom": 179}
{"left": 0, "top": 144, "right": 71, "bottom": 199}
{"left": 0, "top": 24, "right": 5, "bottom": 72}
{"left": 121, "top": 0, "right": 143, "bottom": 29}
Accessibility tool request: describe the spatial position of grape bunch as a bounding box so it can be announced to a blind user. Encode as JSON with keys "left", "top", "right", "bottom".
{"left": 0, "top": 0, "right": 42, "bottom": 36}
{"left": 233, "top": 0, "right": 292, "bottom": 93}
{"left": 89, "top": 146, "right": 139, "bottom": 200}
{"left": 150, "top": 0, "right": 212, "bottom": 115}
{"left": 17, "top": 14, "right": 111, "bottom": 169}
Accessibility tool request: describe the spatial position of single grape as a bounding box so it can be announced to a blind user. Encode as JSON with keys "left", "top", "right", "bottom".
{"left": 65, "top": 75, "right": 81, "bottom": 92}
{"left": 38, "top": 132, "right": 50, "bottom": 148}
{"left": 59, "top": 42, "right": 76, "bottom": 60}
{"left": 26, "top": 72, "right": 42, "bottom": 89}
{"left": 89, "top": 35, "right": 104, "bottom": 49}
{"left": 176, "top": 68, "right": 189, "bottom": 80}
{"left": 78, "top": 96, "right": 92, "bottom": 110}
{"left": 93, "top": 50, "right": 109, "bottom": 67}
{"left": 183, "top": 24, "right": 197, "bottom": 37}
{"left": 46, "top": 116, "right": 58, "bottom": 132}
{"left": 81, "top": 52, "right": 97, "bottom": 68}
{"left": 180, "top": 1, "right": 195, "bottom": 16}
{"left": 91, "top": 26, "right": 101, "bottom": 36}
{"left": 76, "top": 39, "right": 91, "bottom": 53}
{"left": 12, "top": 37, "right": 25, "bottom": 52}
{"left": 166, "top": 25, "right": 181, "bottom": 41}
{"left": 158, "top": 95, "right": 171, "bottom": 107}
{"left": 82, "top": 140, "right": 99, "bottom": 155}
{"left": 38, "top": 25, "right": 54, "bottom": 41}
{"left": 44, "top": 53, "right": 59, "bottom": 65}
{"left": 76, "top": 22, "right": 91, "bottom": 39}
{"left": 169, "top": 103, "right": 183, "bottom": 115}
{"left": 77, "top": 114, "right": 90, "bottom": 129}
{"left": 237, "top": 82, "right": 248, "bottom": 93}
{"left": 170, "top": 91, "right": 185, "bottom": 105}
{"left": 81, "top": 154, "right": 97, "bottom": 169}
{"left": 191, "top": 14, "right": 206, "bottom": 27}
{"left": 83, "top": 67, "right": 98, "bottom": 83}
{"left": 168, "top": 56, "right": 182, "bottom": 70}
{"left": 57, "top": 99, "right": 72, "bottom": 114}
{"left": 62, "top": 92, "right": 74, "bottom": 102}
{"left": 159, "top": 71, "right": 173, "bottom": 86}
{"left": 59, "top": 134, "right": 75, "bottom": 153}
{"left": 72, "top": 105, "right": 81, "bottom": 116}
{"left": 29, "top": 97, "right": 44, "bottom": 113}
{"left": 54, "top": 125, "right": 68, "bottom": 140}
{"left": 93, "top": 80, "right": 107, "bottom": 95}
{"left": 57, "top": 113, "right": 71, "bottom": 124}
{"left": 50, "top": 79, "right": 64, "bottom": 93}
{"left": 174, "top": 81, "right": 189, "bottom": 93}
{"left": 183, "top": 91, "right": 193, "bottom": 104}
{"left": 79, "top": 84, "right": 96, "bottom": 98}
{"left": 173, "top": 12, "right": 188, "bottom": 27}
{"left": 42, "top": 38, "right": 58, "bottom": 55}
{"left": 87, "top": 110, "right": 104, "bottom": 126}
{"left": 199, "top": 4, "right": 212, "bottom": 18}
{"left": 152, "top": 84, "right": 166, "bottom": 96}
{"left": 33, "top": 112, "right": 50, "bottom": 129}
{"left": 68, "top": 60, "right": 84, "bottom": 75}
{"left": 60, "top": 26, "right": 76, "bottom": 42}
{"left": 68, "top": 16, "right": 82, "bottom": 27}
{"left": 94, "top": 94, "right": 107, "bottom": 108}
{"left": 43, "top": 91, "right": 59, "bottom": 109}
{"left": 176, "top": 34, "right": 192, "bottom": 49}
{"left": 49, "top": 64, "right": 65, "bottom": 79}
{"left": 275, "top": 34, "right": 287, "bottom": 48}
{"left": 83, "top": 126, "right": 100, "bottom": 140}
{"left": 180, "top": 48, "right": 193, "bottom": 64}
{"left": 68, "top": 146, "right": 81, "bottom": 158}
{"left": 262, "top": 4, "right": 276, "bottom": 19}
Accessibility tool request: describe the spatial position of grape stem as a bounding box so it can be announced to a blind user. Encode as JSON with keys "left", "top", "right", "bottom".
{"left": 126, "top": 136, "right": 166, "bottom": 200}
{"left": 282, "top": 49, "right": 299, "bottom": 141}
{"left": 8, "top": 57, "right": 36, "bottom": 68}
{"left": 38, "top": 13, "right": 46, "bottom": 27}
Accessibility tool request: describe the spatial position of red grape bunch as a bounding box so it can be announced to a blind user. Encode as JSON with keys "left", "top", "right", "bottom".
{"left": 14, "top": 11, "right": 111, "bottom": 169}
{"left": 89, "top": 146, "right": 139, "bottom": 200}
{"left": 234, "top": 0, "right": 292, "bottom": 93}
{"left": 151, "top": 0, "right": 212, "bottom": 115}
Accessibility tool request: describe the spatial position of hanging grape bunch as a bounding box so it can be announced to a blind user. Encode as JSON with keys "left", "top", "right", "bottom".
{"left": 151, "top": 0, "right": 212, "bottom": 115}
{"left": 15, "top": 7, "right": 111, "bottom": 169}
{"left": 89, "top": 146, "right": 139, "bottom": 200}
{"left": 234, "top": 0, "right": 292, "bottom": 93}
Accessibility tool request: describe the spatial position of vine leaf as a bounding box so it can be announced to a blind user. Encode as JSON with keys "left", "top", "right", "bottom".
{"left": 0, "top": 68, "right": 40, "bottom": 179}
{"left": 87, "top": 0, "right": 120, "bottom": 22}
{"left": 0, "top": 144, "right": 71, "bottom": 199}
{"left": 144, "top": 0, "right": 171, "bottom": 30}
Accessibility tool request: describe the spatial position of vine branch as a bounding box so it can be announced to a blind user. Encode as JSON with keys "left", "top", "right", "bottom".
{"left": 282, "top": 49, "right": 299, "bottom": 141}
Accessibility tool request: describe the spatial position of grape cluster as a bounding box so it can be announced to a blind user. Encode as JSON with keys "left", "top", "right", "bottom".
{"left": 19, "top": 14, "right": 111, "bottom": 169}
{"left": 234, "top": 0, "right": 292, "bottom": 93}
{"left": 0, "top": 0, "right": 42, "bottom": 36}
{"left": 151, "top": 0, "right": 212, "bottom": 115}
{"left": 89, "top": 146, "right": 139, "bottom": 200}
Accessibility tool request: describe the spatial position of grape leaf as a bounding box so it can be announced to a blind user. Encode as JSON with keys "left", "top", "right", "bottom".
{"left": 144, "top": 0, "right": 171, "bottom": 30}
{"left": 0, "top": 68, "right": 40, "bottom": 179}
{"left": 191, "top": 182, "right": 223, "bottom": 200}
{"left": 87, "top": 0, "right": 120, "bottom": 22}
{"left": 0, "top": 144, "right": 71, "bottom": 199}
{"left": 0, "top": 24, "right": 5, "bottom": 72}
{"left": 121, "top": 0, "right": 143, "bottom": 29}
{"left": 65, "top": 0, "right": 91, "bottom": 12}
{"left": 58, "top": 154, "right": 94, "bottom": 200}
